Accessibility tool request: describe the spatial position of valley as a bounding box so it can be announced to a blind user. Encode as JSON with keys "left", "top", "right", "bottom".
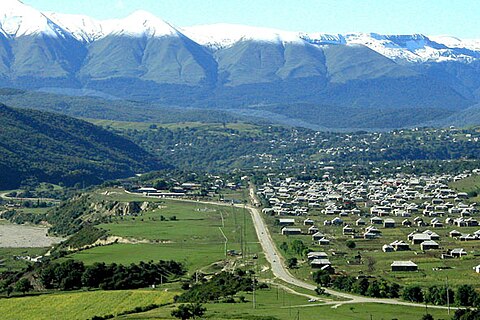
{"left": 0, "top": 1, "right": 479, "bottom": 319}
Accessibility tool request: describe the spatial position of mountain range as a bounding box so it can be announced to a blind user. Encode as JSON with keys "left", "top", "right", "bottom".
{"left": 0, "top": 0, "right": 479, "bottom": 129}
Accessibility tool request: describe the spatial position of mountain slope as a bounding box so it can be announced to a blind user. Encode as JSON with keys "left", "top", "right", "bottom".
{"left": 0, "top": 104, "right": 164, "bottom": 189}
{"left": 0, "top": 1, "right": 477, "bottom": 129}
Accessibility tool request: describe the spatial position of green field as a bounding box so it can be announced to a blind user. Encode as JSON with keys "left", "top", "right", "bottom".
{"left": 450, "top": 175, "right": 480, "bottom": 202}
{"left": 0, "top": 289, "right": 175, "bottom": 320}
{"left": 266, "top": 213, "right": 480, "bottom": 289}
{"left": 68, "top": 197, "right": 262, "bottom": 274}
{"left": 88, "top": 119, "right": 262, "bottom": 133}
{"left": 119, "top": 286, "right": 450, "bottom": 320}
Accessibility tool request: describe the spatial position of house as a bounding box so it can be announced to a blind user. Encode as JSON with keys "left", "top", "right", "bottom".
{"left": 307, "top": 252, "right": 328, "bottom": 260}
{"left": 390, "top": 240, "right": 410, "bottom": 251}
{"left": 412, "top": 233, "right": 431, "bottom": 244}
{"left": 317, "top": 237, "right": 330, "bottom": 245}
{"left": 460, "top": 234, "right": 477, "bottom": 241}
{"left": 371, "top": 217, "right": 383, "bottom": 225}
{"left": 432, "top": 221, "right": 443, "bottom": 228}
{"left": 343, "top": 225, "right": 354, "bottom": 235}
{"left": 304, "top": 218, "right": 315, "bottom": 226}
{"left": 391, "top": 261, "right": 418, "bottom": 272}
{"left": 308, "top": 225, "right": 319, "bottom": 234}
{"left": 356, "top": 218, "right": 366, "bottom": 226}
{"left": 421, "top": 240, "right": 439, "bottom": 250}
{"left": 278, "top": 218, "right": 295, "bottom": 226}
{"left": 281, "top": 227, "right": 302, "bottom": 235}
{"left": 312, "top": 232, "right": 325, "bottom": 241}
{"left": 423, "top": 230, "right": 440, "bottom": 240}
{"left": 384, "top": 218, "right": 396, "bottom": 228}
{"left": 475, "top": 265, "right": 480, "bottom": 273}
{"left": 449, "top": 230, "right": 462, "bottom": 238}
{"left": 450, "top": 248, "right": 467, "bottom": 258}
{"left": 366, "top": 226, "right": 382, "bottom": 234}
{"left": 332, "top": 217, "right": 344, "bottom": 226}
{"left": 383, "top": 244, "right": 394, "bottom": 252}
{"left": 364, "top": 232, "right": 379, "bottom": 239}
{"left": 311, "top": 258, "right": 332, "bottom": 268}
{"left": 402, "top": 219, "right": 412, "bottom": 227}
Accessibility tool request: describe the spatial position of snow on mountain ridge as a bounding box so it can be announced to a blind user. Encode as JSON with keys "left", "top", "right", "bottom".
{"left": 0, "top": 0, "right": 70, "bottom": 38}
{"left": 0, "top": 0, "right": 478, "bottom": 63}
{"left": 182, "top": 23, "right": 305, "bottom": 49}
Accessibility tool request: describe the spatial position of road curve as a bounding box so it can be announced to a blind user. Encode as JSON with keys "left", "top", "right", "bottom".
{"left": 130, "top": 189, "right": 453, "bottom": 309}
{"left": 246, "top": 187, "right": 455, "bottom": 309}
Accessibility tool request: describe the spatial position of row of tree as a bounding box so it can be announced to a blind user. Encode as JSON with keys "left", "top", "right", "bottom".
{"left": 403, "top": 284, "right": 479, "bottom": 307}
{"left": 313, "top": 271, "right": 401, "bottom": 299}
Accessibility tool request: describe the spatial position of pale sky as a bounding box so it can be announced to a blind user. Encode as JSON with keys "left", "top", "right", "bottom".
{"left": 23, "top": 0, "right": 480, "bottom": 38}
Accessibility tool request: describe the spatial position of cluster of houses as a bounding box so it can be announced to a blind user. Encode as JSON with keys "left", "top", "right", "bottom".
{"left": 129, "top": 176, "right": 242, "bottom": 199}
{"left": 261, "top": 172, "right": 480, "bottom": 273}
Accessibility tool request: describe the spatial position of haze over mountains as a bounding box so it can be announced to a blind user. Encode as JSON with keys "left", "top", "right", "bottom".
{"left": 0, "top": 0, "right": 480, "bottom": 129}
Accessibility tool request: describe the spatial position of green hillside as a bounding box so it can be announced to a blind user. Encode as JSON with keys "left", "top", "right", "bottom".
{"left": 0, "top": 104, "right": 164, "bottom": 189}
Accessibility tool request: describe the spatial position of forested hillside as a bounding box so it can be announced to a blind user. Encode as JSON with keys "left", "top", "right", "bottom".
{"left": 0, "top": 105, "right": 164, "bottom": 189}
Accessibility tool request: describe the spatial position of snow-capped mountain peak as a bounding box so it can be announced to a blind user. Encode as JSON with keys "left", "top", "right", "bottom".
{"left": 46, "top": 12, "right": 105, "bottom": 42}
{"left": 182, "top": 23, "right": 305, "bottom": 49}
{"left": 0, "top": 0, "right": 69, "bottom": 38}
{"left": 103, "top": 10, "right": 181, "bottom": 38}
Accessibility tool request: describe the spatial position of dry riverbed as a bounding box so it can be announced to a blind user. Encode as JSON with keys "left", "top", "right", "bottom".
{"left": 0, "top": 221, "right": 64, "bottom": 248}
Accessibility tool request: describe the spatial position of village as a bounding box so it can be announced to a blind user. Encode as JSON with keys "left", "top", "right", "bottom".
{"left": 258, "top": 170, "right": 480, "bottom": 280}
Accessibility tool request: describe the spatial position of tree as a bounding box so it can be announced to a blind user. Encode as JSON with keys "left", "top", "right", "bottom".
{"left": 421, "top": 314, "right": 434, "bottom": 320}
{"left": 455, "top": 285, "right": 479, "bottom": 307}
{"left": 402, "top": 285, "right": 424, "bottom": 303}
{"left": 346, "top": 240, "right": 356, "bottom": 249}
{"left": 287, "top": 257, "right": 298, "bottom": 269}
{"left": 312, "top": 270, "right": 331, "bottom": 287}
{"left": 279, "top": 242, "right": 289, "bottom": 252}
{"left": 14, "top": 278, "right": 32, "bottom": 295}
{"left": 171, "top": 303, "right": 206, "bottom": 320}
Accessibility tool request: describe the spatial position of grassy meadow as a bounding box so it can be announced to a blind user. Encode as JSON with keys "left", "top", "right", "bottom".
{"left": 118, "top": 286, "right": 451, "bottom": 320}
{"left": 0, "top": 289, "right": 175, "bottom": 320}
{"left": 67, "top": 195, "right": 262, "bottom": 274}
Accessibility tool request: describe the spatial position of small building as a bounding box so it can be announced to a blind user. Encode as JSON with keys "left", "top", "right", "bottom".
{"left": 364, "top": 232, "right": 378, "bottom": 239}
{"left": 356, "top": 218, "right": 366, "bottom": 226}
{"left": 307, "top": 251, "right": 328, "bottom": 260}
{"left": 332, "top": 217, "right": 344, "bottom": 226}
{"left": 281, "top": 227, "right": 302, "bottom": 235}
{"left": 278, "top": 218, "right": 295, "bottom": 226}
{"left": 384, "top": 218, "right": 396, "bottom": 228}
{"left": 390, "top": 240, "right": 410, "bottom": 251}
{"left": 304, "top": 218, "right": 315, "bottom": 226}
{"left": 343, "top": 225, "right": 354, "bottom": 235}
{"left": 402, "top": 219, "right": 412, "bottom": 227}
{"left": 318, "top": 237, "right": 330, "bottom": 245}
{"left": 391, "top": 261, "right": 418, "bottom": 272}
{"left": 308, "top": 225, "right": 319, "bottom": 234}
{"left": 412, "top": 233, "right": 431, "bottom": 244}
{"left": 371, "top": 217, "right": 383, "bottom": 225}
{"left": 421, "top": 240, "right": 439, "bottom": 250}
{"left": 383, "top": 244, "right": 394, "bottom": 252}
{"left": 312, "top": 231, "right": 325, "bottom": 241}
{"left": 450, "top": 248, "right": 467, "bottom": 258}
{"left": 449, "top": 230, "right": 462, "bottom": 238}
{"left": 475, "top": 265, "right": 480, "bottom": 273}
{"left": 311, "top": 258, "right": 332, "bottom": 268}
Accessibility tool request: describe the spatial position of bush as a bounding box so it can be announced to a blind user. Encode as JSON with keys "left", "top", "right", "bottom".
{"left": 346, "top": 240, "right": 356, "bottom": 249}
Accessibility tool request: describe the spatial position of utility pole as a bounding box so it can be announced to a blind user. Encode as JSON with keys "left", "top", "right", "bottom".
{"left": 446, "top": 277, "right": 450, "bottom": 315}
{"left": 252, "top": 272, "right": 256, "bottom": 309}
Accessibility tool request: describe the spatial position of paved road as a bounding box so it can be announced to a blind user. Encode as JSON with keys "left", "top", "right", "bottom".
{"left": 132, "top": 189, "right": 453, "bottom": 310}
{"left": 246, "top": 186, "right": 455, "bottom": 310}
